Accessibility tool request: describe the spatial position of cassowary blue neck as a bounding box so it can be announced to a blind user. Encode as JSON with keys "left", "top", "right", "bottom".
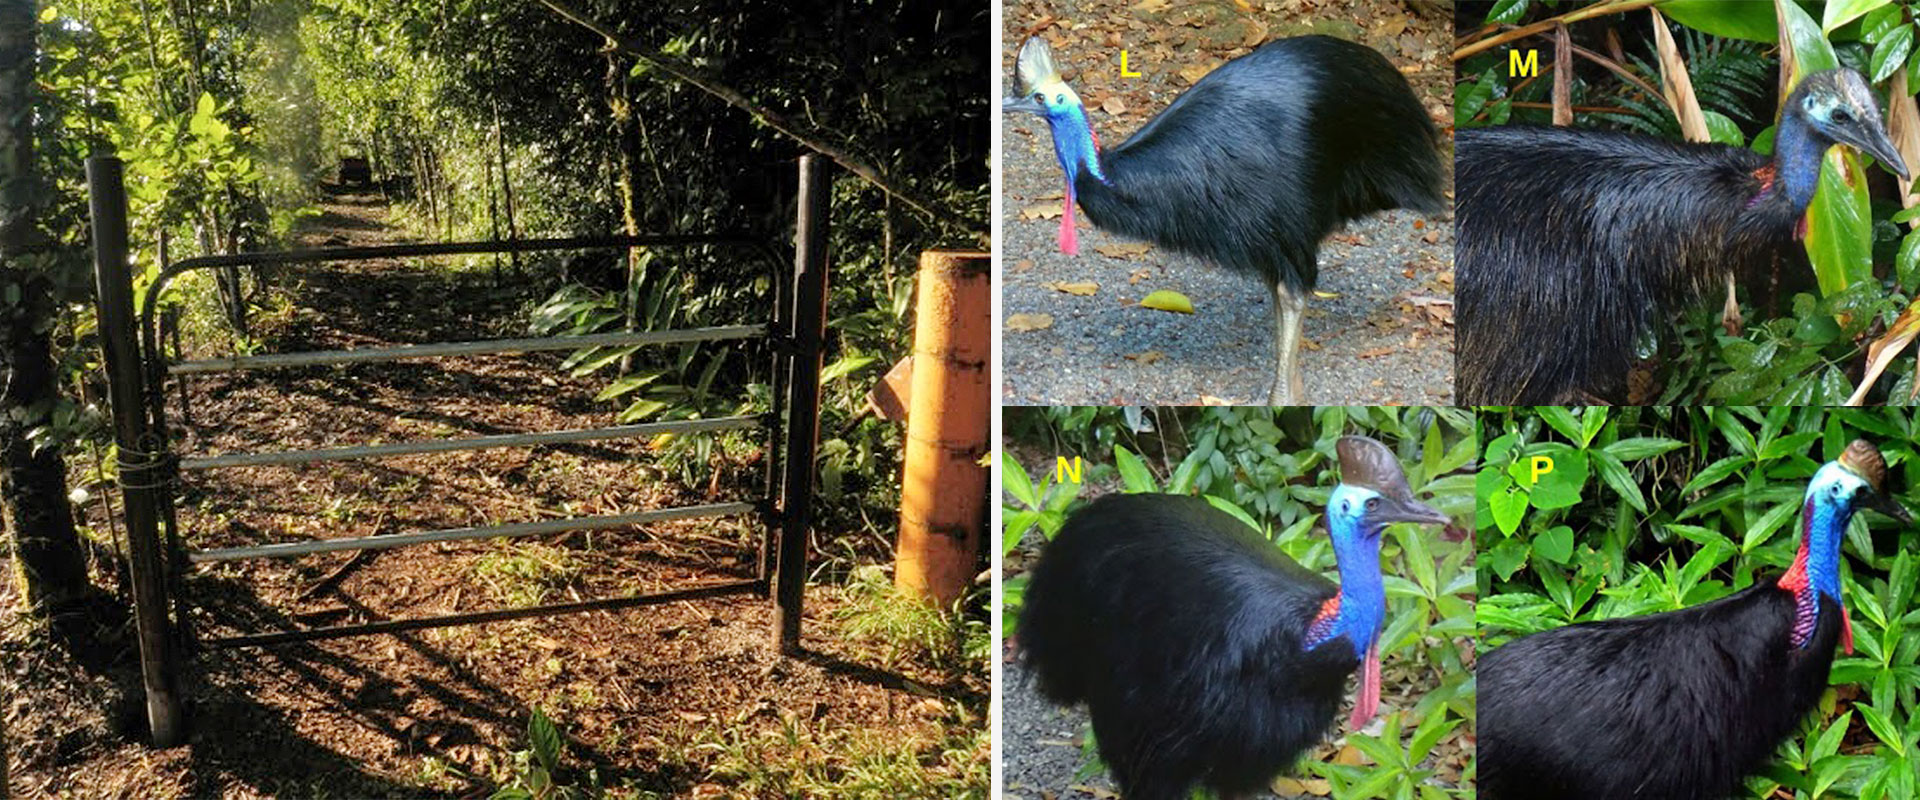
{"left": 1304, "top": 512, "right": 1386, "bottom": 660}
{"left": 1045, "top": 105, "right": 1107, "bottom": 192}
{"left": 1772, "top": 112, "right": 1827, "bottom": 213}
{"left": 1780, "top": 480, "right": 1853, "bottom": 649}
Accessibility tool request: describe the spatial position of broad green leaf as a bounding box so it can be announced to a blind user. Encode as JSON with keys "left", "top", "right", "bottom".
{"left": 1703, "top": 110, "right": 1744, "bottom": 146}
{"left": 1204, "top": 495, "right": 1262, "bottom": 536}
{"left": 1486, "top": 0, "right": 1529, "bottom": 24}
{"left": 1000, "top": 451, "right": 1038, "bottom": 507}
{"left": 1113, "top": 445, "right": 1157, "bottom": 493}
{"left": 1535, "top": 525, "right": 1574, "bottom": 565}
{"left": 529, "top": 708, "right": 562, "bottom": 774}
{"left": 1873, "top": 24, "right": 1915, "bottom": 83}
{"left": 1825, "top": 0, "right": 1893, "bottom": 34}
{"left": 1779, "top": 0, "right": 1842, "bottom": 80}
{"left": 1660, "top": 0, "right": 1781, "bottom": 42}
{"left": 1805, "top": 149, "right": 1876, "bottom": 298}
{"left": 1680, "top": 456, "right": 1747, "bottom": 494}
{"left": 819, "top": 354, "right": 877, "bottom": 382}
{"left": 1489, "top": 486, "right": 1529, "bottom": 536}
{"left": 1742, "top": 499, "right": 1800, "bottom": 552}
{"left": 1604, "top": 437, "right": 1686, "bottom": 461}
{"left": 1590, "top": 451, "right": 1648, "bottom": 513}
{"left": 1537, "top": 406, "right": 1582, "bottom": 442}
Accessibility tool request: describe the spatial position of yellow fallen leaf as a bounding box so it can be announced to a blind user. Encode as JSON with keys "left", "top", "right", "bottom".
{"left": 1132, "top": 0, "right": 1171, "bottom": 12}
{"left": 1006, "top": 313, "right": 1055, "bottom": 332}
{"left": 1125, "top": 350, "right": 1164, "bottom": 365}
{"left": 1020, "top": 201, "right": 1063, "bottom": 221}
{"left": 1334, "top": 744, "right": 1368, "bottom": 765}
{"left": 1139, "top": 290, "right": 1194, "bottom": 314}
{"left": 1178, "top": 62, "right": 1215, "bottom": 85}
{"left": 1200, "top": 394, "right": 1232, "bottom": 405}
{"left": 1101, "top": 96, "right": 1127, "bottom": 115}
{"left": 1313, "top": 290, "right": 1340, "bottom": 299}
{"left": 1271, "top": 776, "right": 1333, "bottom": 796}
{"left": 1043, "top": 281, "right": 1099, "bottom": 296}
{"left": 1093, "top": 242, "right": 1153, "bottom": 259}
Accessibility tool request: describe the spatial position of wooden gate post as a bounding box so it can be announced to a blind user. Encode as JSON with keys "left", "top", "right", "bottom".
{"left": 894, "top": 251, "right": 990, "bottom": 605}
{"left": 86, "top": 156, "right": 186, "bottom": 747}
{"left": 773, "top": 154, "right": 830, "bottom": 653}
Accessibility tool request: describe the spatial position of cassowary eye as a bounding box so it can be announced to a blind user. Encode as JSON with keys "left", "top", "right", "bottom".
{"left": 1832, "top": 108, "right": 1854, "bottom": 124}
{"left": 1365, "top": 497, "right": 1380, "bottom": 511}
{"left": 1033, "top": 92, "right": 1045, "bottom": 103}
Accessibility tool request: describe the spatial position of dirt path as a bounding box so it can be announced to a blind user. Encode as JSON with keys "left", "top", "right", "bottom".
{"left": 1000, "top": 0, "right": 1456, "bottom": 406}
{"left": 5, "top": 189, "right": 982, "bottom": 798}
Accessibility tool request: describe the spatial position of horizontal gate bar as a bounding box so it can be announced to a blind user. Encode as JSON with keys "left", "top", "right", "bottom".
{"left": 200, "top": 579, "right": 763, "bottom": 649}
{"left": 164, "top": 233, "right": 771, "bottom": 273}
{"left": 188, "top": 501, "right": 759, "bottom": 563}
{"left": 180, "top": 415, "right": 762, "bottom": 470}
{"left": 170, "top": 325, "right": 764, "bottom": 375}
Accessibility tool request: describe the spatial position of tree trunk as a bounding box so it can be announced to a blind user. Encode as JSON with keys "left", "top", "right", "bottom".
{"left": 0, "top": 0, "right": 93, "bottom": 620}
{"left": 606, "top": 51, "right": 643, "bottom": 369}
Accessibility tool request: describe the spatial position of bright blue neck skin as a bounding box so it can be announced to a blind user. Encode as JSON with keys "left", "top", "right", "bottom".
{"left": 1773, "top": 111, "right": 1827, "bottom": 213}
{"left": 1319, "top": 484, "right": 1389, "bottom": 660}
{"left": 1038, "top": 93, "right": 1107, "bottom": 188}
{"left": 1798, "top": 461, "right": 1866, "bottom": 607}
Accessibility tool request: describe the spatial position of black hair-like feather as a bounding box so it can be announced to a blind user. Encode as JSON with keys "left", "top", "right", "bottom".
{"left": 1018, "top": 493, "right": 1355, "bottom": 800}
{"left": 1455, "top": 125, "right": 1797, "bottom": 403}
{"left": 1480, "top": 582, "right": 1839, "bottom": 800}
{"left": 1076, "top": 35, "right": 1443, "bottom": 293}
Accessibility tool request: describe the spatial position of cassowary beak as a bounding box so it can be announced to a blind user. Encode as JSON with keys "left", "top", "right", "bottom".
{"left": 1862, "top": 490, "right": 1914, "bottom": 525}
{"left": 1373, "top": 495, "right": 1451, "bottom": 528}
{"left": 1841, "top": 124, "right": 1910, "bottom": 181}
{"left": 1003, "top": 94, "right": 1046, "bottom": 115}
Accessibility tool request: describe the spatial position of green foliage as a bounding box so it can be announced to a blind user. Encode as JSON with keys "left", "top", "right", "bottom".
{"left": 685, "top": 705, "right": 989, "bottom": 799}
{"left": 1459, "top": 2, "right": 1920, "bottom": 403}
{"left": 1001, "top": 406, "right": 1476, "bottom": 797}
{"left": 1477, "top": 406, "right": 1920, "bottom": 799}
{"left": 834, "top": 565, "right": 987, "bottom": 674}
{"left": 490, "top": 707, "right": 601, "bottom": 800}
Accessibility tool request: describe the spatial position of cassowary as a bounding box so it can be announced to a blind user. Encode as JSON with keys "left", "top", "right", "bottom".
{"left": 1003, "top": 36, "right": 1443, "bottom": 404}
{"left": 1457, "top": 68, "right": 1908, "bottom": 404}
{"left": 1017, "top": 436, "right": 1450, "bottom": 800}
{"left": 1480, "top": 439, "right": 1913, "bottom": 800}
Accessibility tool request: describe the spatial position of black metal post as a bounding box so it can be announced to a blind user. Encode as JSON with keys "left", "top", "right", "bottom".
{"left": 773, "top": 155, "right": 830, "bottom": 652}
{"left": 86, "top": 156, "right": 185, "bottom": 747}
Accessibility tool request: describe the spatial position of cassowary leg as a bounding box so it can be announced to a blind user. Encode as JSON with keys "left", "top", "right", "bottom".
{"left": 1721, "top": 273, "right": 1743, "bottom": 336}
{"left": 1267, "top": 281, "right": 1307, "bottom": 405}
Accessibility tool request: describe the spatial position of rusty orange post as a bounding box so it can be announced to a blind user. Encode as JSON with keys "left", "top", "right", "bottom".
{"left": 895, "top": 250, "right": 991, "bottom": 605}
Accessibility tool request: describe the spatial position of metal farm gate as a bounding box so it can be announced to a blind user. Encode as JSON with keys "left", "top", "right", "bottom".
{"left": 84, "top": 154, "right": 836, "bottom": 747}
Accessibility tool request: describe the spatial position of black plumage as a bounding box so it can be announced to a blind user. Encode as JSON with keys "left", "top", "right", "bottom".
{"left": 1479, "top": 440, "right": 1913, "bottom": 800}
{"left": 1480, "top": 584, "right": 1838, "bottom": 800}
{"left": 1019, "top": 493, "right": 1352, "bottom": 800}
{"left": 1456, "top": 69, "right": 1908, "bottom": 404}
{"left": 1006, "top": 35, "right": 1443, "bottom": 403}
{"left": 1068, "top": 36, "right": 1444, "bottom": 290}
{"left": 1016, "top": 436, "right": 1450, "bottom": 800}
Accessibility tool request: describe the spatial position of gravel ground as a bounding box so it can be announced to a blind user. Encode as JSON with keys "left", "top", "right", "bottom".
{"left": 999, "top": 13, "right": 1456, "bottom": 407}
{"left": 1000, "top": 660, "right": 1306, "bottom": 800}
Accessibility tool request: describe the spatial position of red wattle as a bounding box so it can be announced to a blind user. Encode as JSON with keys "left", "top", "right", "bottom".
{"left": 1841, "top": 606, "right": 1855, "bottom": 655}
{"left": 1059, "top": 188, "right": 1079, "bottom": 255}
{"left": 1349, "top": 641, "right": 1380, "bottom": 729}
{"left": 1778, "top": 545, "right": 1810, "bottom": 592}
